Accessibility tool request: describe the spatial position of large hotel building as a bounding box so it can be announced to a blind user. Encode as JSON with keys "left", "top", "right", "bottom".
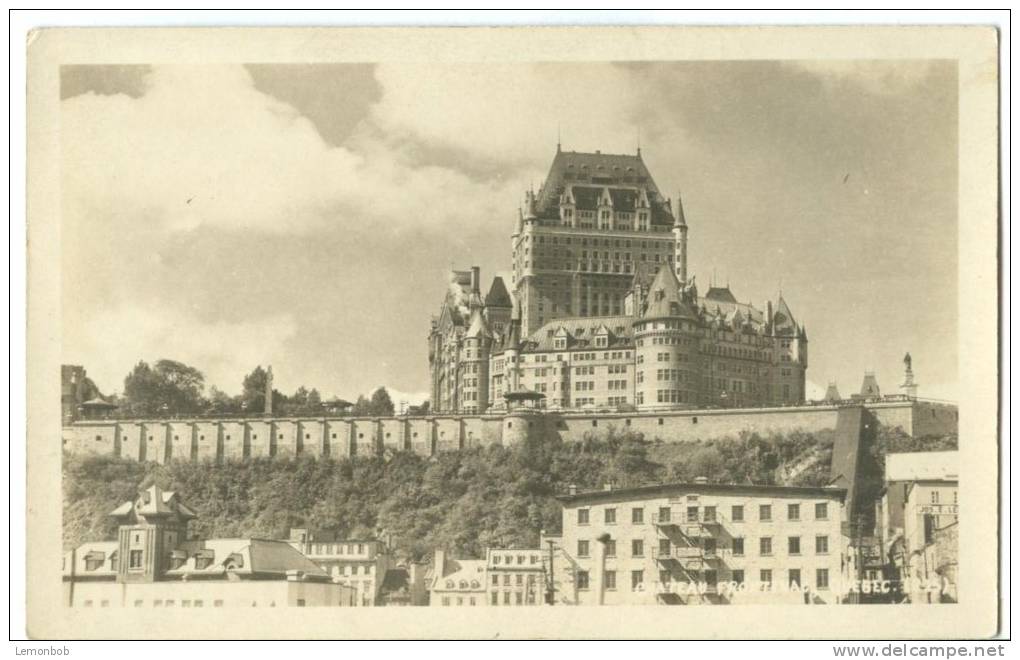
{"left": 429, "top": 146, "right": 808, "bottom": 414}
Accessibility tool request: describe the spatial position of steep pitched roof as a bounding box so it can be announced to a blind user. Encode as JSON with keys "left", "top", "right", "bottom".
{"left": 641, "top": 266, "right": 697, "bottom": 320}
{"left": 485, "top": 277, "right": 513, "bottom": 308}
{"left": 772, "top": 296, "right": 799, "bottom": 336}
{"left": 534, "top": 149, "right": 674, "bottom": 225}
{"left": 705, "top": 286, "right": 738, "bottom": 304}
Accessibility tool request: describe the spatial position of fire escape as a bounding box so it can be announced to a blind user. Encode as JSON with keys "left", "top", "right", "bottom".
{"left": 651, "top": 504, "right": 725, "bottom": 605}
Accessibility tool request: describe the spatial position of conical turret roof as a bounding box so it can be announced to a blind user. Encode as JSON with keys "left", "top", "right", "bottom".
{"left": 640, "top": 266, "right": 698, "bottom": 321}
{"left": 466, "top": 307, "right": 492, "bottom": 339}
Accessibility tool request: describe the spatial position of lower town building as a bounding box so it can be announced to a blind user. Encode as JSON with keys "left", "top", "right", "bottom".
{"left": 428, "top": 550, "right": 487, "bottom": 606}
{"left": 287, "top": 529, "right": 394, "bottom": 606}
{"left": 880, "top": 451, "right": 958, "bottom": 603}
{"left": 63, "top": 485, "right": 355, "bottom": 607}
{"left": 485, "top": 548, "right": 547, "bottom": 606}
{"left": 553, "top": 480, "right": 848, "bottom": 605}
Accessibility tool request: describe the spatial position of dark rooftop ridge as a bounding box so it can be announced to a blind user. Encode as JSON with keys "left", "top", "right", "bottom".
{"left": 555, "top": 480, "right": 847, "bottom": 504}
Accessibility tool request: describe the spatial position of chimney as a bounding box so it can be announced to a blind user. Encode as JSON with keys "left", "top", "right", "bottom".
{"left": 567, "top": 484, "right": 577, "bottom": 495}
{"left": 433, "top": 549, "right": 446, "bottom": 577}
{"left": 470, "top": 267, "right": 481, "bottom": 295}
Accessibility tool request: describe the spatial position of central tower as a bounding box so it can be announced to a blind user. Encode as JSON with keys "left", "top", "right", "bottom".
{"left": 511, "top": 146, "right": 681, "bottom": 336}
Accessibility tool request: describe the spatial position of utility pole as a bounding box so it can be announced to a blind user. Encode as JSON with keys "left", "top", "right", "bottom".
{"left": 546, "top": 539, "right": 556, "bottom": 605}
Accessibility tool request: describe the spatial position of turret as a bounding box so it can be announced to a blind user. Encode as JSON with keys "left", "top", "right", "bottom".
{"left": 632, "top": 265, "right": 703, "bottom": 410}
{"left": 674, "top": 190, "right": 689, "bottom": 282}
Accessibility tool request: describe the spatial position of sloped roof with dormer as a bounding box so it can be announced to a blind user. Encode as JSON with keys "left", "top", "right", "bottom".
{"left": 465, "top": 307, "right": 493, "bottom": 339}
{"left": 515, "top": 315, "right": 635, "bottom": 353}
{"left": 533, "top": 149, "right": 674, "bottom": 225}
{"left": 640, "top": 265, "right": 698, "bottom": 321}
{"left": 109, "top": 484, "right": 197, "bottom": 521}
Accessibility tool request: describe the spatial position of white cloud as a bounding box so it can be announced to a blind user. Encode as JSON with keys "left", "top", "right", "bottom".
{"left": 370, "top": 62, "right": 647, "bottom": 165}
{"left": 61, "top": 65, "right": 528, "bottom": 238}
{"left": 786, "top": 60, "right": 939, "bottom": 95}
{"left": 64, "top": 302, "right": 298, "bottom": 395}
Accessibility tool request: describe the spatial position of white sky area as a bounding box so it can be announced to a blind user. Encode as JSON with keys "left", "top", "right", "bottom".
{"left": 60, "top": 61, "right": 959, "bottom": 404}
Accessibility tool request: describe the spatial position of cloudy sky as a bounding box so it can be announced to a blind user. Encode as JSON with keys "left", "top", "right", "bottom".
{"left": 60, "top": 60, "right": 958, "bottom": 404}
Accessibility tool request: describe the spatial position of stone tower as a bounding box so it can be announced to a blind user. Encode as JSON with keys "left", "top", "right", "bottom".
{"left": 511, "top": 147, "right": 678, "bottom": 336}
{"left": 632, "top": 264, "right": 704, "bottom": 410}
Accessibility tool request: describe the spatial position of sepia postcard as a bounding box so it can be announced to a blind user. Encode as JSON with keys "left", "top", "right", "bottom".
{"left": 25, "top": 25, "right": 1000, "bottom": 639}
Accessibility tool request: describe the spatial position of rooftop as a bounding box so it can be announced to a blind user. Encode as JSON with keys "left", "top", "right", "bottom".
{"left": 555, "top": 480, "right": 847, "bottom": 505}
{"left": 885, "top": 451, "right": 958, "bottom": 482}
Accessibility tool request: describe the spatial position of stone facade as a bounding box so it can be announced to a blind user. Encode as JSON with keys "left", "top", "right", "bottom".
{"left": 429, "top": 147, "right": 808, "bottom": 415}
{"left": 61, "top": 399, "right": 955, "bottom": 463}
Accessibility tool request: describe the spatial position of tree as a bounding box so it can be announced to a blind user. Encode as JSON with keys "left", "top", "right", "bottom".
{"left": 351, "top": 394, "right": 372, "bottom": 417}
{"left": 370, "top": 387, "right": 395, "bottom": 416}
{"left": 240, "top": 366, "right": 284, "bottom": 414}
{"left": 122, "top": 359, "right": 205, "bottom": 416}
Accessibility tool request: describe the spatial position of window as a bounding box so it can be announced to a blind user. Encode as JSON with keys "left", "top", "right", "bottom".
{"left": 604, "top": 570, "right": 616, "bottom": 590}
{"left": 732, "top": 537, "right": 744, "bottom": 556}
{"left": 516, "top": 574, "right": 524, "bottom": 586}
{"left": 788, "top": 536, "right": 801, "bottom": 555}
{"left": 578, "top": 508, "right": 590, "bottom": 525}
{"left": 759, "top": 504, "right": 772, "bottom": 522}
{"left": 731, "top": 505, "right": 744, "bottom": 522}
{"left": 441, "top": 597, "right": 450, "bottom": 606}
{"left": 604, "top": 508, "right": 616, "bottom": 524}
{"left": 605, "top": 540, "right": 616, "bottom": 557}
{"left": 788, "top": 503, "right": 800, "bottom": 521}
{"left": 515, "top": 592, "right": 523, "bottom": 605}
{"left": 732, "top": 569, "right": 745, "bottom": 586}
{"left": 503, "top": 574, "right": 511, "bottom": 586}
{"left": 658, "top": 506, "right": 671, "bottom": 523}
{"left": 658, "top": 539, "right": 671, "bottom": 556}
{"left": 133, "top": 600, "right": 143, "bottom": 607}
{"left": 632, "top": 539, "right": 644, "bottom": 557}
{"left": 631, "top": 570, "right": 644, "bottom": 591}
{"left": 703, "top": 538, "right": 716, "bottom": 556}
{"left": 577, "top": 570, "right": 590, "bottom": 590}
{"left": 704, "top": 570, "right": 717, "bottom": 589}
{"left": 686, "top": 506, "right": 699, "bottom": 522}
{"left": 703, "top": 506, "right": 716, "bottom": 522}
{"left": 491, "top": 592, "right": 498, "bottom": 605}
{"left": 631, "top": 507, "right": 644, "bottom": 524}
{"left": 815, "top": 502, "right": 828, "bottom": 520}
{"left": 816, "top": 569, "right": 830, "bottom": 590}
{"left": 214, "top": 600, "right": 223, "bottom": 607}
{"left": 470, "top": 597, "right": 477, "bottom": 606}
{"left": 788, "top": 569, "right": 801, "bottom": 589}
{"left": 760, "top": 537, "right": 773, "bottom": 556}
{"left": 296, "top": 599, "right": 306, "bottom": 607}
{"left": 760, "top": 569, "right": 773, "bottom": 588}
{"left": 491, "top": 574, "right": 499, "bottom": 586}
{"left": 815, "top": 535, "right": 829, "bottom": 554}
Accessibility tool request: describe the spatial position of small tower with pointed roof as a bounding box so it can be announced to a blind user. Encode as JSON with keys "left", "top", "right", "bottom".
{"left": 110, "top": 484, "right": 197, "bottom": 583}
{"left": 673, "top": 190, "right": 689, "bottom": 283}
